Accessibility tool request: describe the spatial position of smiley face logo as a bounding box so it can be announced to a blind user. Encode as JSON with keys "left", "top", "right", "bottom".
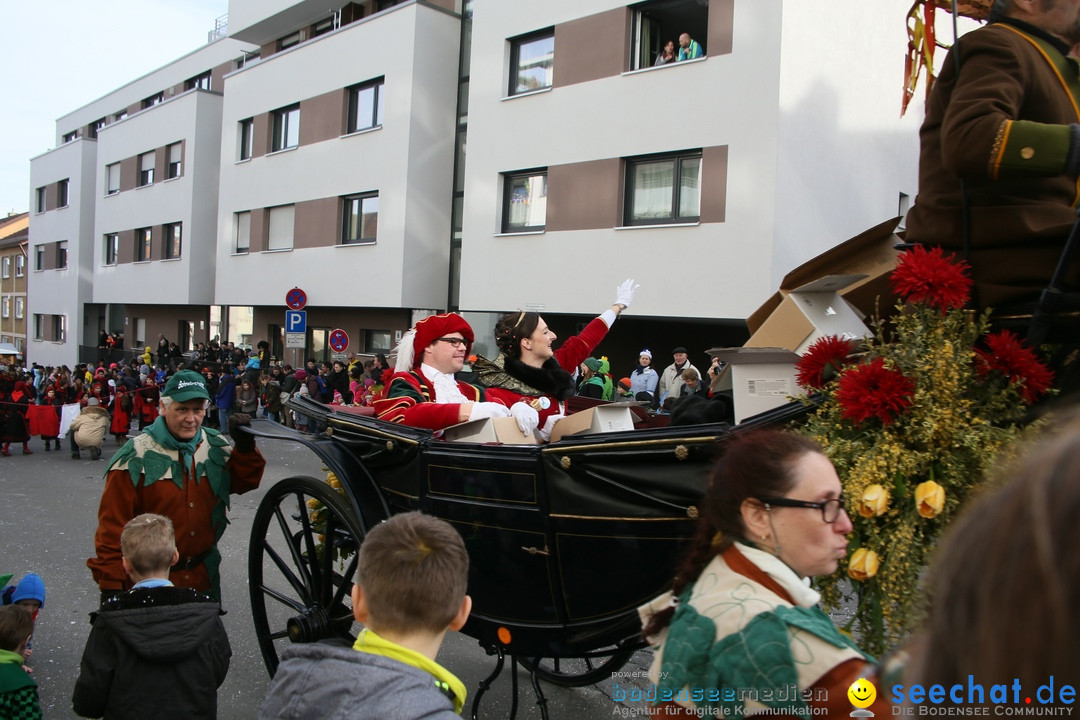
{"left": 848, "top": 678, "right": 877, "bottom": 709}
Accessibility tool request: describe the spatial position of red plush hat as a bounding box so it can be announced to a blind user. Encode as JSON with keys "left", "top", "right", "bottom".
{"left": 395, "top": 313, "right": 474, "bottom": 371}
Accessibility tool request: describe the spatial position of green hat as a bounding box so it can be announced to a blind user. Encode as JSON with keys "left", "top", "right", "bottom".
{"left": 162, "top": 370, "right": 211, "bottom": 403}
{"left": 583, "top": 357, "right": 603, "bottom": 373}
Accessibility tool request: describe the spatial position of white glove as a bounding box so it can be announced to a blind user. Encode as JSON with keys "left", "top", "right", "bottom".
{"left": 509, "top": 402, "right": 540, "bottom": 436}
{"left": 468, "top": 402, "right": 512, "bottom": 422}
{"left": 615, "top": 278, "right": 640, "bottom": 308}
{"left": 539, "top": 413, "right": 565, "bottom": 442}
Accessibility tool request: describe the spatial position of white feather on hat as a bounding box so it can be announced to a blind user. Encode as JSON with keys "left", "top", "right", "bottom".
{"left": 394, "top": 329, "right": 417, "bottom": 372}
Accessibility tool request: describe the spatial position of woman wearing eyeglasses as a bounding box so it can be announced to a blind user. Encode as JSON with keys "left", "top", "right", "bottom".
{"left": 639, "top": 429, "right": 887, "bottom": 718}
{"left": 473, "top": 279, "right": 638, "bottom": 441}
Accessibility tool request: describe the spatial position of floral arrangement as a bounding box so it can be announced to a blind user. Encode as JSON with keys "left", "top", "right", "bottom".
{"left": 795, "top": 245, "right": 1053, "bottom": 655}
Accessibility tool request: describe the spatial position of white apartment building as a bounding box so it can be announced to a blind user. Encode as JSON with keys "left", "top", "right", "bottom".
{"left": 26, "top": 0, "right": 921, "bottom": 374}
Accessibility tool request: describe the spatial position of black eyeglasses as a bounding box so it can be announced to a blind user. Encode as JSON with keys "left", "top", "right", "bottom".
{"left": 434, "top": 337, "right": 467, "bottom": 347}
{"left": 756, "top": 496, "right": 846, "bottom": 524}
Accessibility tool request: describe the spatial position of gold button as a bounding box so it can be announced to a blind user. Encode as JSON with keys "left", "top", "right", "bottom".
{"left": 1020, "top": 146, "right": 1035, "bottom": 159}
{"left": 190, "top": 530, "right": 196, "bottom": 536}
{"left": 189, "top": 502, "right": 195, "bottom": 508}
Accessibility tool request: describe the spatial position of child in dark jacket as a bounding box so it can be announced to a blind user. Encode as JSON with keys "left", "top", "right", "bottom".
{"left": 0, "top": 605, "right": 41, "bottom": 720}
{"left": 72, "top": 513, "right": 231, "bottom": 719}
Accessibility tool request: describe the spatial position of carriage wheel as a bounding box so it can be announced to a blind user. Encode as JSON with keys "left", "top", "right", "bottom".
{"left": 249, "top": 475, "right": 369, "bottom": 676}
{"left": 519, "top": 645, "right": 637, "bottom": 688}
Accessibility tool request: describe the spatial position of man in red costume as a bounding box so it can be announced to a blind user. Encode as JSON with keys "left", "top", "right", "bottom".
{"left": 374, "top": 313, "right": 518, "bottom": 431}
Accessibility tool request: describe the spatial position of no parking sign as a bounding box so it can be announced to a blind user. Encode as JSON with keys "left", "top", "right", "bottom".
{"left": 329, "top": 328, "right": 349, "bottom": 353}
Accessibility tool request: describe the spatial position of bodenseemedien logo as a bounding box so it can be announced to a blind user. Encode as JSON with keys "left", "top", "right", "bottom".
{"left": 849, "top": 678, "right": 877, "bottom": 717}
{"left": 891, "top": 676, "right": 1075, "bottom": 716}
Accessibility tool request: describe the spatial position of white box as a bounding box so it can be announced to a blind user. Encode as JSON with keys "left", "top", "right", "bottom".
{"left": 708, "top": 347, "right": 801, "bottom": 424}
{"left": 549, "top": 404, "right": 636, "bottom": 443}
{"left": 442, "top": 416, "right": 540, "bottom": 444}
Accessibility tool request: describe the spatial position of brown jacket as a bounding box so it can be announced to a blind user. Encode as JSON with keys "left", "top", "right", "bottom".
{"left": 904, "top": 19, "right": 1080, "bottom": 309}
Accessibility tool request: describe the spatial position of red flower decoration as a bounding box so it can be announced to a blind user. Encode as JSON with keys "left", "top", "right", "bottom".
{"left": 890, "top": 245, "right": 973, "bottom": 311}
{"left": 836, "top": 357, "right": 915, "bottom": 426}
{"left": 797, "top": 335, "right": 857, "bottom": 389}
{"left": 975, "top": 330, "right": 1054, "bottom": 404}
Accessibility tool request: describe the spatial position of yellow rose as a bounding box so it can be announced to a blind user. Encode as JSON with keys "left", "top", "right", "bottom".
{"left": 858, "top": 484, "right": 890, "bottom": 518}
{"left": 915, "top": 480, "right": 945, "bottom": 518}
{"left": 327, "top": 472, "right": 341, "bottom": 489}
{"left": 306, "top": 498, "right": 322, "bottom": 510}
{"left": 848, "top": 548, "right": 880, "bottom": 581}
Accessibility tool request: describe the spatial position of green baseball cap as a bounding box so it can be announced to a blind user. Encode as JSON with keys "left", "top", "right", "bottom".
{"left": 161, "top": 370, "right": 211, "bottom": 403}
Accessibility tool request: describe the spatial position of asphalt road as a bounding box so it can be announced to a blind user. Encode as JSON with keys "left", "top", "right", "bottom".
{"left": 0, "top": 425, "right": 657, "bottom": 719}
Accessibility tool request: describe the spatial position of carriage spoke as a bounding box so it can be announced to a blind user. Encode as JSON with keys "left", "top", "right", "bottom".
{"left": 263, "top": 537, "right": 310, "bottom": 601}
{"left": 272, "top": 502, "right": 315, "bottom": 593}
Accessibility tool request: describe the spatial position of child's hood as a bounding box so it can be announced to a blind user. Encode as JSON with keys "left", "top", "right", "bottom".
{"left": 96, "top": 602, "right": 223, "bottom": 662}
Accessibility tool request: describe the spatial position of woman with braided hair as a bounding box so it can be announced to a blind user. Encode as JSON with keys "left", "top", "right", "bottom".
{"left": 473, "top": 279, "right": 638, "bottom": 441}
{"left": 638, "top": 429, "right": 885, "bottom": 718}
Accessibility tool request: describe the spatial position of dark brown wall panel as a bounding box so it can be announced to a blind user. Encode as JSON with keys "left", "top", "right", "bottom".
{"left": 211, "top": 61, "right": 232, "bottom": 93}
{"left": 42, "top": 242, "right": 56, "bottom": 271}
{"left": 546, "top": 158, "right": 621, "bottom": 231}
{"left": 701, "top": 145, "right": 728, "bottom": 223}
{"left": 118, "top": 230, "right": 135, "bottom": 265}
{"left": 707, "top": 0, "right": 735, "bottom": 56}
{"left": 294, "top": 197, "right": 338, "bottom": 249}
{"left": 120, "top": 156, "right": 138, "bottom": 192}
{"left": 44, "top": 184, "right": 57, "bottom": 212}
{"left": 553, "top": 8, "right": 627, "bottom": 88}
{"left": 251, "top": 209, "right": 268, "bottom": 253}
{"left": 155, "top": 146, "right": 167, "bottom": 183}
{"left": 299, "top": 91, "right": 346, "bottom": 145}
{"left": 253, "top": 113, "right": 270, "bottom": 159}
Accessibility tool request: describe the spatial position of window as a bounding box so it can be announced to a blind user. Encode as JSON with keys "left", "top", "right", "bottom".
{"left": 106, "top": 163, "right": 120, "bottom": 195}
{"left": 630, "top": 0, "right": 709, "bottom": 70}
{"left": 278, "top": 31, "right": 301, "bottom": 51}
{"left": 185, "top": 71, "right": 211, "bottom": 91}
{"left": 239, "top": 118, "right": 254, "bottom": 161}
{"left": 1, "top": 257, "right": 8, "bottom": 279}
{"left": 237, "top": 50, "right": 260, "bottom": 69}
{"left": 267, "top": 205, "right": 295, "bottom": 251}
{"left": 235, "top": 211, "right": 251, "bottom": 253}
{"left": 15, "top": 298, "right": 23, "bottom": 320}
{"left": 63, "top": 130, "right": 78, "bottom": 143}
{"left": 366, "top": 330, "right": 392, "bottom": 351}
{"left": 88, "top": 117, "right": 106, "bottom": 139}
{"left": 166, "top": 143, "right": 182, "bottom": 179}
{"left": 104, "top": 233, "right": 119, "bottom": 265}
{"left": 164, "top": 223, "right": 182, "bottom": 259}
{"left": 503, "top": 170, "right": 547, "bottom": 232}
{"left": 34, "top": 246, "right": 44, "bottom": 271}
{"left": 35, "top": 187, "right": 45, "bottom": 213}
{"left": 15, "top": 255, "right": 24, "bottom": 277}
{"left": 272, "top": 105, "right": 300, "bottom": 151}
{"left": 136, "top": 228, "right": 152, "bottom": 262}
{"left": 625, "top": 151, "right": 702, "bottom": 225}
{"left": 509, "top": 30, "right": 554, "bottom": 95}
{"left": 341, "top": 193, "right": 379, "bottom": 245}
{"left": 142, "top": 92, "right": 164, "bottom": 109}
{"left": 37, "top": 314, "right": 66, "bottom": 342}
{"left": 347, "top": 78, "right": 385, "bottom": 133}
{"left": 312, "top": 16, "right": 334, "bottom": 37}
{"left": 58, "top": 179, "right": 69, "bottom": 208}
{"left": 57, "top": 241, "right": 67, "bottom": 270}
{"left": 139, "top": 152, "right": 155, "bottom": 186}
{"left": 1, "top": 298, "right": 8, "bottom": 319}
{"left": 114, "top": 110, "right": 128, "bottom": 122}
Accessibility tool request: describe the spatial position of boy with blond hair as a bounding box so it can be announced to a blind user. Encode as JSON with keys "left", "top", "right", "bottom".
{"left": 0, "top": 605, "right": 41, "bottom": 720}
{"left": 73, "top": 513, "right": 231, "bottom": 719}
{"left": 259, "top": 511, "right": 472, "bottom": 719}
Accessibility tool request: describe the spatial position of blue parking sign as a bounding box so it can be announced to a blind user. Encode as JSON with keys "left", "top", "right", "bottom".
{"left": 286, "top": 310, "right": 307, "bottom": 334}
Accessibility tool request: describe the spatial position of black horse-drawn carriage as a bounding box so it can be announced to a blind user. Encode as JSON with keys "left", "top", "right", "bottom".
{"left": 244, "top": 395, "right": 808, "bottom": 715}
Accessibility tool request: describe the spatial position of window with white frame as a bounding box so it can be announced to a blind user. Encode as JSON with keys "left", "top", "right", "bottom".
{"left": 139, "top": 152, "right": 155, "bottom": 186}
{"left": 166, "top": 143, "right": 182, "bottom": 179}
{"left": 57, "top": 241, "right": 67, "bottom": 270}
{"left": 106, "top": 163, "right": 120, "bottom": 195}
{"left": 341, "top": 193, "right": 378, "bottom": 245}
{"left": 104, "top": 233, "right": 118, "bottom": 265}
{"left": 114, "top": 110, "right": 128, "bottom": 122}
{"left": 164, "top": 223, "right": 182, "bottom": 259}
{"left": 136, "top": 228, "right": 152, "bottom": 261}
{"left": 272, "top": 105, "right": 300, "bottom": 151}
{"left": 267, "top": 205, "right": 295, "bottom": 251}
{"left": 63, "top": 130, "right": 78, "bottom": 143}
{"left": 89, "top": 117, "right": 106, "bottom": 139}
{"left": 33, "top": 314, "right": 62, "bottom": 341}
{"left": 1, "top": 298, "right": 8, "bottom": 319}
{"left": 278, "top": 31, "right": 301, "bottom": 51}
{"left": 34, "top": 246, "right": 44, "bottom": 271}
{"left": 14, "top": 298, "right": 23, "bottom": 320}
{"left": 1, "top": 257, "right": 8, "bottom": 279}
{"left": 239, "top": 118, "right": 254, "bottom": 161}
{"left": 142, "top": 92, "right": 164, "bottom": 109}
{"left": 502, "top": 170, "right": 547, "bottom": 232}
{"left": 35, "top": 187, "right": 45, "bottom": 213}
{"left": 509, "top": 29, "right": 554, "bottom": 95}
{"left": 629, "top": 0, "right": 709, "bottom": 70}
{"left": 235, "top": 211, "right": 251, "bottom": 253}
{"left": 347, "top": 78, "right": 385, "bottom": 133}
{"left": 15, "top": 255, "right": 24, "bottom": 277}
{"left": 624, "top": 150, "right": 702, "bottom": 225}
{"left": 58, "top": 179, "right": 69, "bottom": 207}
{"left": 185, "top": 71, "right": 211, "bottom": 91}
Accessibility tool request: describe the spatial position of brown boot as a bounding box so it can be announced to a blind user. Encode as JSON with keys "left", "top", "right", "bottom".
{"left": 22, "top": 443, "right": 32, "bottom": 455}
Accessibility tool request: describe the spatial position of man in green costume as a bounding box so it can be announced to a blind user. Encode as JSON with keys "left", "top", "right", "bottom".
{"left": 87, "top": 370, "right": 266, "bottom": 603}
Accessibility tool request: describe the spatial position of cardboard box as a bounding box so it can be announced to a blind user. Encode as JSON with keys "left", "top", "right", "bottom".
{"left": 442, "top": 416, "right": 540, "bottom": 444}
{"left": 549, "top": 404, "right": 636, "bottom": 443}
{"left": 745, "top": 217, "right": 901, "bottom": 354}
{"left": 708, "top": 347, "right": 801, "bottom": 424}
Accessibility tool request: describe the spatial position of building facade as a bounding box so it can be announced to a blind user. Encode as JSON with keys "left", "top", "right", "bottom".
{"left": 26, "top": 0, "right": 920, "bottom": 377}
{"left": 0, "top": 212, "right": 29, "bottom": 356}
